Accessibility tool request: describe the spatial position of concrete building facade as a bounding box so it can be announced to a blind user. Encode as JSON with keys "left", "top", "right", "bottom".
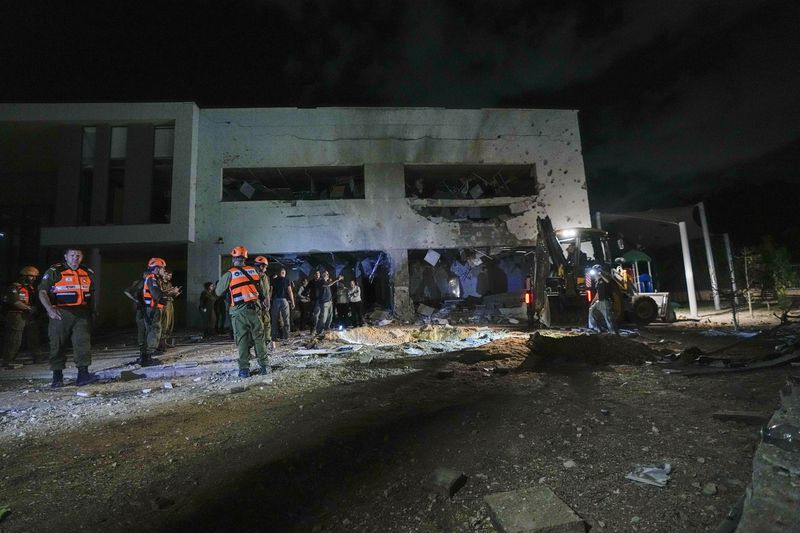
{"left": 0, "top": 103, "right": 590, "bottom": 325}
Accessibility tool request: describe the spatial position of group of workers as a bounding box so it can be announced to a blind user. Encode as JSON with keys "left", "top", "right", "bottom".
{"left": 1, "top": 245, "right": 370, "bottom": 387}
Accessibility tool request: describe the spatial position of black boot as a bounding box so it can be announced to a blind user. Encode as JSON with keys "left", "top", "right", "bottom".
{"left": 140, "top": 352, "right": 161, "bottom": 367}
{"left": 238, "top": 368, "right": 250, "bottom": 378}
{"left": 75, "top": 366, "right": 98, "bottom": 386}
{"left": 51, "top": 369, "right": 64, "bottom": 388}
{"left": 259, "top": 365, "right": 271, "bottom": 375}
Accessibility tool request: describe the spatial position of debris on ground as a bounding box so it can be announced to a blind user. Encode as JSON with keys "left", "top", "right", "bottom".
{"left": 712, "top": 410, "right": 771, "bottom": 425}
{"left": 520, "top": 331, "right": 658, "bottom": 370}
{"left": 430, "top": 467, "right": 468, "bottom": 498}
{"left": 625, "top": 463, "right": 672, "bottom": 488}
{"left": 484, "top": 486, "right": 586, "bottom": 533}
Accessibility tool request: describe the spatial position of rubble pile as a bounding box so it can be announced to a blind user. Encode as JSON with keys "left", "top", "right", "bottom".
{"left": 520, "top": 331, "right": 658, "bottom": 370}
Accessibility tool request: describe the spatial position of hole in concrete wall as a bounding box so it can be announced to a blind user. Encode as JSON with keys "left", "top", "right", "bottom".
{"left": 414, "top": 205, "right": 512, "bottom": 222}
{"left": 222, "top": 166, "right": 365, "bottom": 201}
{"left": 408, "top": 247, "right": 534, "bottom": 321}
{"left": 405, "top": 164, "right": 537, "bottom": 199}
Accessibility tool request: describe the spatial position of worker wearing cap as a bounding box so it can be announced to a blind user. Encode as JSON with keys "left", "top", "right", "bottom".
{"left": 140, "top": 257, "right": 180, "bottom": 366}
{"left": 252, "top": 256, "right": 275, "bottom": 350}
{"left": 2, "top": 266, "right": 42, "bottom": 368}
{"left": 215, "top": 246, "right": 269, "bottom": 378}
{"left": 38, "top": 249, "right": 98, "bottom": 387}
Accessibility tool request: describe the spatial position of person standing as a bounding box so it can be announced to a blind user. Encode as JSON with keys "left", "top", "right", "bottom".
{"left": 122, "top": 271, "right": 147, "bottom": 356}
{"left": 312, "top": 271, "right": 342, "bottom": 337}
{"left": 347, "top": 279, "right": 364, "bottom": 327}
{"left": 2, "top": 266, "right": 41, "bottom": 367}
{"left": 334, "top": 277, "right": 350, "bottom": 327}
{"left": 588, "top": 265, "right": 618, "bottom": 334}
{"left": 270, "top": 268, "right": 295, "bottom": 340}
{"left": 253, "top": 256, "right": 275, "bottom": 350}
{"left": 140, "top": 258, "right": 174, "bottom": 366}
{"left": 158, "top": 270, "right": 181, "bottom": 351}
{"left": 215, "top": 246, "right": 269, "bottom": 378}
{"left": 199, "top": 282, "right": 217, "bottom": 338}
{"left": 38, "top": 249, "right": 98, "bottom": 387}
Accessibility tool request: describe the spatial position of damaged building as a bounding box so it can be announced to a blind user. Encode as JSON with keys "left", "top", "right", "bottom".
{"left": 0, "top": 103, "right": 590, "bottom": 325}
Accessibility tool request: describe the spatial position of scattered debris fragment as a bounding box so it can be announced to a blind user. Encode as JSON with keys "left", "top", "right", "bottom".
{"left": 430, "top": 467, "right": 468, "bottom": 498}
{"left": 484, "top": 486, "right": 586, "bottom": 533}
{"left": 625, "top": 463, "right": 672, "bottom": 487}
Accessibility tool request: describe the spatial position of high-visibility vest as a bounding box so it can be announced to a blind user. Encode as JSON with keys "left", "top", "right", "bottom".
{"left": 50, "top": 266, "right": 92, "bottom": 307}
{"left": 142, "top": 274, "right": 164, "bottom": 309}
{"left": 18, "top": 285, "right": 31, "bottom": 305}
{"left": 227, "top": 267, "right": 260, "bottom": 307}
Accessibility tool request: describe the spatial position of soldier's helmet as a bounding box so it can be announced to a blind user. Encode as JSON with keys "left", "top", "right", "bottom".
{"left": 148, "top": 257, "right": 167, "bottom": 268}
{"left": 20, "top": 266, "right": 40, "bottom": 277}
{"left": 231, "top": 246, "right": 249, "bottom": 258}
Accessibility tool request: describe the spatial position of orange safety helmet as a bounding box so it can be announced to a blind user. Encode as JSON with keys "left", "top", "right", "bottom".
{"left": 20, "top": 266, "right": 40, "bottom": 277}
{"left": 254, "top": 256, "right": 269, "bottom": 266}
{"left": 230, "top": 245, "right": 249, "bottom": 258}
{"left": 148, "top": 257, "right": 167, "bottom": 268}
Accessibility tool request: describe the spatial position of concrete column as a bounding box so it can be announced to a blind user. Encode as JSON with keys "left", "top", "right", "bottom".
{"left": 54, "top": 125, "right": 83, "bottom": 226}
{"left": 123, "top": 124, "right": 155, "bottom": 225}
{"left": 90, "top": 125, "right": 111, "bottom": 225}
{"left": 679, "top": 221, "right": 698, "bottom": 318}
{"left": 89, "top": 247, "right": 101, "bottom": 323}
{"left": 723, "top": 233, "right": 739, "bottom": 305}
{"left": 697, "top": 202, "right": 720, "bottom": 310}
{"left": 365, "top": 163, "right": 404, "bottom": 200}
{"left": 387, "top": 248, "right": 413, "bottom": 319}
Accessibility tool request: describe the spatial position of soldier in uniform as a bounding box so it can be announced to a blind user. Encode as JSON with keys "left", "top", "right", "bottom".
{"left": 2, "top": 266, "right": 41, "bottom": 367}
{"left": 122, "top": 270, "right": 147, "bottom": 357}
{"left": 140, "top": 258, "right": 180, "bottom": 366}
{"left": 252, "top": 256, "right": 275, "bottom": 351}
{"left": 38, "top": 249, "right": 98, "bottom": 387}
{"left": 215, "top": 246, "right": 269, "bottom": 378}
{"left": 158, "top": 270, "right": 180, "bottom": 351}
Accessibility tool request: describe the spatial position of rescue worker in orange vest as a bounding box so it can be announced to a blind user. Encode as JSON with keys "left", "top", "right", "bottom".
{"left": 2, "top": 266, "right": 41, "bottom": 368}
{"left": 140, "top": 257, "right": 180, "bottom": 366}
{"left": 215, "top": 246, "right": 269, "bottom": 378}
{"left": 38, "top": 249, "right": 98, "bottom": 387}
{"left": 252, "top": 255, "right": 275, "bottom": 351}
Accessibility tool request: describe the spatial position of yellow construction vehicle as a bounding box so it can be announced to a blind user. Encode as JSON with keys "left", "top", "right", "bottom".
{"left": 525, "top": 216, "right": 674, "bottom": 328}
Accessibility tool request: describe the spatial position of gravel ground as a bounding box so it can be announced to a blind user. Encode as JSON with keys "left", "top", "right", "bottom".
{"left": 0, "top": 308, "right": 795, "bottom": 532}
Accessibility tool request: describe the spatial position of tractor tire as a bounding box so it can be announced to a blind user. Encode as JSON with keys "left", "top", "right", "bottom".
{"left": 632, "top": 296, "right": 659, "bottom": 324}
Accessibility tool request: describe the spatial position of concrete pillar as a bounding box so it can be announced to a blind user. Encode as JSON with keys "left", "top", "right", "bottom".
{"left": 123, "top": 124, "right": 155, "bottom": 225}
{"left": 387, "top": 248, "right": 413, "bottom": 319}
{"left": 723, "top": 233, "right": 739, "bottom": 305}
{"left": 364, "top": 163, "right": 404, "bottom": 200}
{"left": 697, "top": 202, "right": 720, "bottom": 310}
{"left": 679, "top": 221, "right": 698, "bottom": 318}
{"left": 54, "top": 125, "right": 83, "bottom": 226}
{"left": 90, "top": 125, "right": 111, "bottom": 225}
{"left": 89, "top": 247, "right": 101, "bottom": 322}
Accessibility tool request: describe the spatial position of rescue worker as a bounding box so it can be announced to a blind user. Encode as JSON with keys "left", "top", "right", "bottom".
{"left": 140, "top": 258, "right": 180, "bottom": 366}
{"left": 270, "top": 268, "right": 295, "bottom": 340}
{"left": 587, "top": 264, "right": 618, "bottom": 335}
{"left": 215, "top": 246, "right": 269, "bottom": 378}
{"left": 252, "top": 256, "right": 275, "bottom": 350}
{"left": 2, "top": 266, "right": 41, "bottom": 367}
{"left": 122, "top": 271, "right": 147, "bottom": 356}
{"left": 38, "top": 249, "right": 98, "bottom": 387}
{"left": 199, "top": 282, "right": 218, "bottom": 338}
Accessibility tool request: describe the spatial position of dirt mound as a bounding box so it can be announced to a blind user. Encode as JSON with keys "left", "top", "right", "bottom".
{"left": 457, "top": 337, "right": 531, "bottom": 364}
{"left": 336, "top": 325, "right": 484, "bottom": 346}
{"left": 520, "top": 331, "right": 658, "bottom": 370}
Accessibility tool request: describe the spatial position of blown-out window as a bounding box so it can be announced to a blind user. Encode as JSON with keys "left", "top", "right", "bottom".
{"left": 222, "top": 166, "right": 365, "bottom": 201}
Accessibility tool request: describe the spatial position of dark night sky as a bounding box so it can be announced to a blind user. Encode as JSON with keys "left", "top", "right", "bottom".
{"left": 2, "top": 0, "right": 799, "bottom": 250}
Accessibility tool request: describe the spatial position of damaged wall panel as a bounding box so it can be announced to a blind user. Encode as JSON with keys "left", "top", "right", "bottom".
{"left": 188, "top": 107, "right": 590, "bottom": 321}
